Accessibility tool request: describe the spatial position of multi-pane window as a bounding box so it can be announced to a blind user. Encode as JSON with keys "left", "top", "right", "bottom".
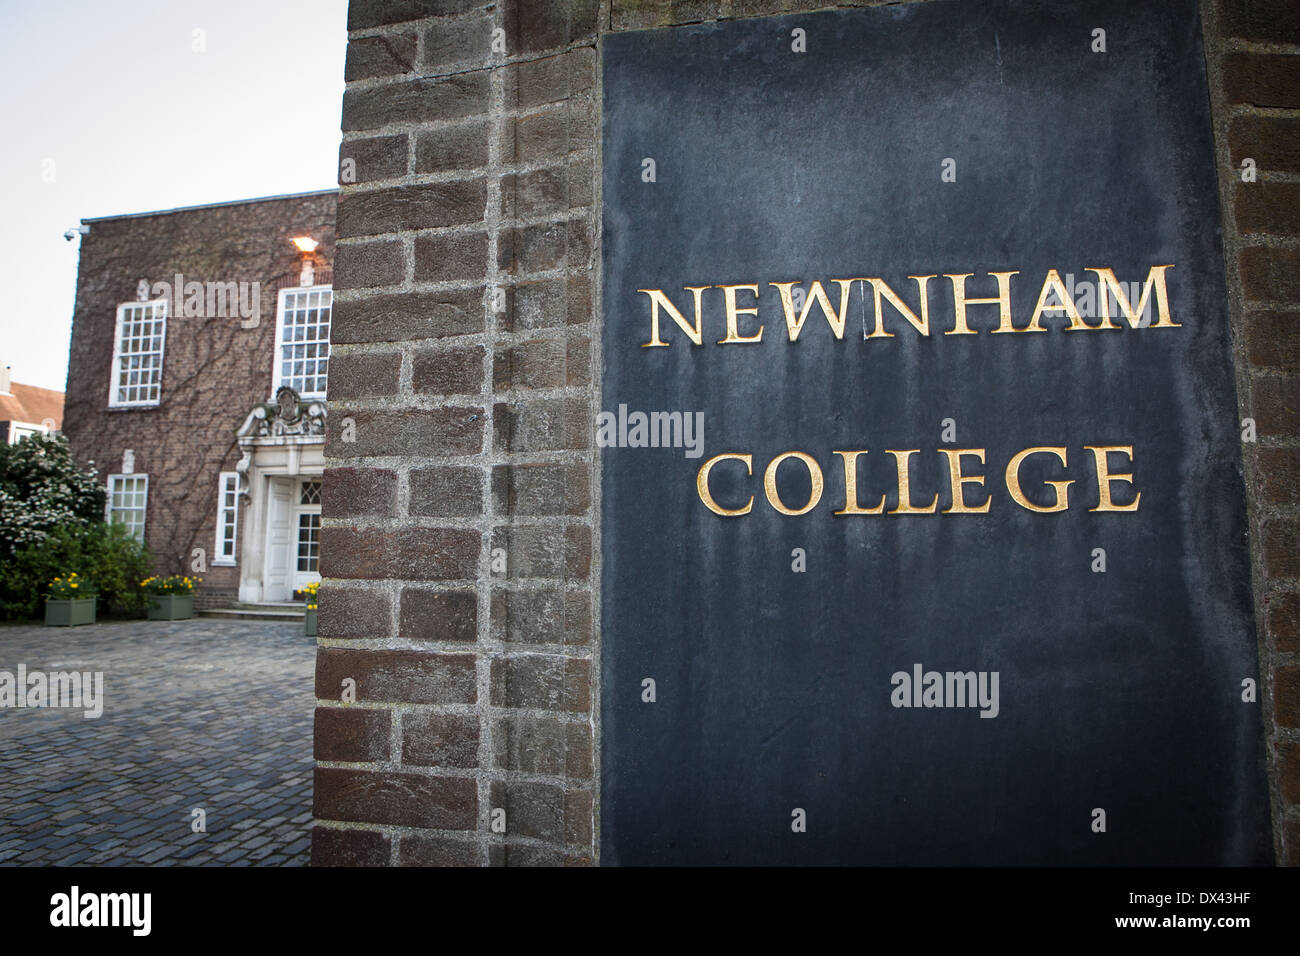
{"left": 213, "top": 472, "right": 239, "bottom": 565}
{"left": 106, "top": 474, "right": 148, "bottom": 541}
{"left": 273, "top": 288, "right": 332, "bottom": 398}
{"left": 297, "top": 479, "right": 321, "bottom": 573}
{"left": 109, "top": 301, "right": 167, "bottom": 407}
{"left": 296, "top": 515, "right": 320, "bottom": 572}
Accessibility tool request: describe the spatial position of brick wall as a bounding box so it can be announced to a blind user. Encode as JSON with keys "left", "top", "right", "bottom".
{"left": 1203, "top": 0, "right": 1300, "bottom": 866}
{"left": 315, "top": 0, "right": 1300, "bottom": 865}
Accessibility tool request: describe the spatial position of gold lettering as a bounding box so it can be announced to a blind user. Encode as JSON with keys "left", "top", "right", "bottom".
{"left": 769, "top": 279, "right": 863, "bottom": 341}
{"left": 945, "top": 271, "right": 1019, "bottom": 335}
{"left": 865, "top": 275, "right": 936, "bottom": 338}
{"left": 1027, "top": 269, "right": 1082, "bottom": 331}
{"left": 939, "top": 448, "right": 991, "bottom": 513}
{"left": 1085, "top": 445, "right": 1141, "bottom": 511}
{"left": 885, "top": 450, "right": 939, "bottom": 514}
{"left": 717, "top": 284, "right": 763, "bottom": 344}
{"left": 1084, "top": 266, "right": 1177, "bottom": 329}
{"left": 764, "top": 451, "right": 824, "bottom": 516}
{"left": 833, "top": 450, "right": 886, "bottom": 515}
{"left": 639, "top": 286, "right": 710, "bottom": 347}
{"left": 696, "top": 453, "right": 753, "bottom": 516}
{"left": 1005, "top": 447, "right": 1074, "bottom": 512}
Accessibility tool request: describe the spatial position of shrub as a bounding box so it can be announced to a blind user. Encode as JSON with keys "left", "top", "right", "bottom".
{"left": 1, "top": 522, "right": 152, "bottom": 620}
{"left": 0, "top": 433, "right": 104, "bottom": 560}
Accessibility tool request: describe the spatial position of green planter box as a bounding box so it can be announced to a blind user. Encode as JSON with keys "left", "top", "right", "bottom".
{"left": 304, "top": 608, "right": 317, "bottom": 637}
{"left": 147, "top": 594, "right": 194, "bottom": 621}
{"left": 45, "top": 597, "right": 96, "bottom": 627}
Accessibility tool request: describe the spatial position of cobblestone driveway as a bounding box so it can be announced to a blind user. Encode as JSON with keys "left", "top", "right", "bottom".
{"left": 0, "top": 619, "right": 314, "bottom": 866}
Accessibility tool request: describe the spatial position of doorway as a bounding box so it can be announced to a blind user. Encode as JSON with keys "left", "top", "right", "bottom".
{"left": 262, "top": 476, "right": 321, "bottom": 601}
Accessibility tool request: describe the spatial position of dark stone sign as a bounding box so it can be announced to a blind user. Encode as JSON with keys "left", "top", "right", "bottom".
{"left": 599, "top": 0, "right": 1272, "bottom": 864}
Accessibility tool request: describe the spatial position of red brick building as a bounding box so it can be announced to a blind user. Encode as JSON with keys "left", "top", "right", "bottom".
{"left": 63, "top": 191, "right": 336, "bottom": 609}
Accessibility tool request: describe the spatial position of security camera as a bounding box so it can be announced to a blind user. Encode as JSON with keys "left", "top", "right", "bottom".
{"left": 63, "top": 225, "right": 89, "bottom": 241}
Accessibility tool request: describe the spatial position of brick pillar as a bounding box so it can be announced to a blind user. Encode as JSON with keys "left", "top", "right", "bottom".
{"left": 315, "top": 0, "right": 1300, "bottom": 866}
{"left": 1203, "top": 0, "right": 1300, "bottom": 865}
{"left": 313, "top": 0, "right": 599, "bottom": 866}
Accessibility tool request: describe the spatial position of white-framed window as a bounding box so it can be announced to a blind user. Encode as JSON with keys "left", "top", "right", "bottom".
{"left": 8, "top": 423, "right": 44, "bottom": 444}
{"left": 108, "top": 300, "right": 167, "bottom": 407}
{"left": 296, "top": 479, "right": 321, "bottom": 574}
{"left": 213, "top": 471, "right": 239, "bottom": 565}
{"left": 106, "top": 474, "right": 148, "bottom": 541}
{"left": 272, "top": 287, "right": 332, "bottom": 399}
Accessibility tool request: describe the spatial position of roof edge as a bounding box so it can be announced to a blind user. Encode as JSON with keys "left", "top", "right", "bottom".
{"left": 81, "top": 188, "right": 338, "bottom": 224}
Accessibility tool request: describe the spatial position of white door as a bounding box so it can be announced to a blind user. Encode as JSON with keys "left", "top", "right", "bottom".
{"left": 263, "top": 477, "right": 293, "bottom": 601}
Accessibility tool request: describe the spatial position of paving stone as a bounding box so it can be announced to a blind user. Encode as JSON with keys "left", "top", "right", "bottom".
{"left": 0, "top": 620, "right": 313, "bottom": 866}
{"left": 140, "top": 845, "right": 176, "bottom": 864}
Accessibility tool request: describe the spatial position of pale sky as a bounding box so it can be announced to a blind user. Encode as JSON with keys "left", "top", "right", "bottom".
{"left": 0, "top": 0, "right": 349, "bottom": 391}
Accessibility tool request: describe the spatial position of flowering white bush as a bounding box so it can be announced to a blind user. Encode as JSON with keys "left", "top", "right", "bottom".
{"left": 0, "top": 434, "right": 104, "bottom": 560}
